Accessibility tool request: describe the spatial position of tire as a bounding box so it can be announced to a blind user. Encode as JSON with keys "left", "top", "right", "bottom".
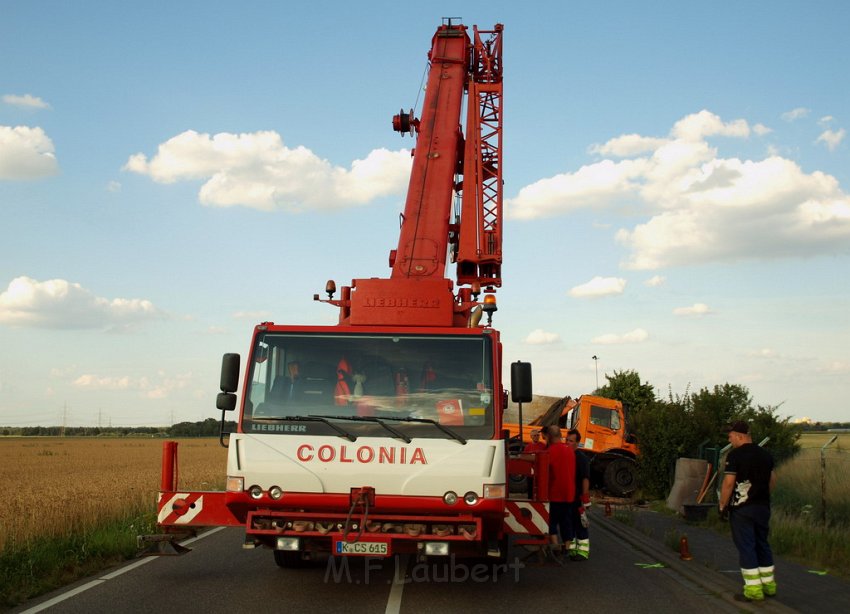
{"left": 603, "top": 458, "right": 638, "bottom": 497}
{"left": 274, "top": 550, "right": 306, "bottom": 568}
{"left": 508, "top": 473, "right": 528, "bottom": 494}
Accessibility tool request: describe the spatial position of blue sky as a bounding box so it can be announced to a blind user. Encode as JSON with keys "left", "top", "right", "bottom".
{"left": 1, "top": 1, "right": 848, "bottom": 427}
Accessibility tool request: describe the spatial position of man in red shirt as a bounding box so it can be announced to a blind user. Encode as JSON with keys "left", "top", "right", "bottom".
{"left": 544, "top": 425, "right": 576, "bottom": 554}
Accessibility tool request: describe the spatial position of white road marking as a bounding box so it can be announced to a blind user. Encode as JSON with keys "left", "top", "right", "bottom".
{"left": 385, "top": 554, "right": 410, "bottom": 614}
{"left": 19, "top": 527, "right": 227, "bottom": 613}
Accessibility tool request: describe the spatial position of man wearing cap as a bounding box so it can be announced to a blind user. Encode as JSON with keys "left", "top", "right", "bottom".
{"left": 719, "top": 420, "right": 777, "bottom": 602}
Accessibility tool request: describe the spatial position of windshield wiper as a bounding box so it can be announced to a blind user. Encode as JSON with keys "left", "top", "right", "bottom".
{"left": 312, "top": 415, "right": 412, "bottom": 444}
{"left": 255, "top": 415, "right": 356, "bottom": 442}
{"left": 379, "top": 416, "right": 467, "bottom": 445}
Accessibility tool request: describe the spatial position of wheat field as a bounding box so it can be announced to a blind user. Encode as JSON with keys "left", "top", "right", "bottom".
{"left": 0, "top": 437, "right": 227, "bottom": 550}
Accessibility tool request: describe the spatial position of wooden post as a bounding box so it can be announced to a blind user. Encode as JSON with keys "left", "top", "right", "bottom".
{"left": 821, "top": 435, "right": 838, "bottom": 525}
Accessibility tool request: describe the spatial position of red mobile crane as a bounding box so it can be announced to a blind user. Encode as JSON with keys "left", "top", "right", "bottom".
{"left": 146, "top": 20, "right": 550, "bottom": 566}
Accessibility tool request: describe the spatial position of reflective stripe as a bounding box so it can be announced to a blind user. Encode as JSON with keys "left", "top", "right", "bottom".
{"left": 576, "top": 538, "right": 590, "bottom": 553}
{"left": 759, "top": 565, "right": 775, "bottom": 582}
{"left": 742, "top": 568, "right": 762, "bottom": 585}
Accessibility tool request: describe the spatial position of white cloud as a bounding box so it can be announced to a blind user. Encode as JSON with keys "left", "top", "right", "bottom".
{"left": 781, "top": 107, "right": 809, "bottom": 122}
{"left": 592, "top": 328, "right": 649, "bottom": 344}
{"left": 232, "top": 310, "right": 273, "bottom": 320}
{"left": 753, "top": 123, "right": 772, "bottom": 136}
{"left": 2, "top": 94, "right": 50, "bottom": 109}
{"left": 71, "top": 371, "right": 193, "bottom": 400}
{"left": 143, "top": 373, "right": 192, "bottom": 399}
{"left": 0, "top": 276, "right": 165, "bottom": 330}
{"left": 819, "top": 116, "right": 834, "bottom": 126}
{"left": 816, "top": 128, "right": 845, "bottom": 151}
{"left": 506, "top": 159, "right": 648, "bottom": 220}
{"left": 0, "top": 125, "right": 59, "bottom": 179}
{"left": 673, "top": 303, "right": 713, "bottom": 316}
{"left": 589, "top": 134, "right": 668, "bottom": 157}
{"left": 507, "top": 109, "right": 850, "bottom": 269}
{"left": 749, "top": 348, "right": 779, "bottom": 358}
{"left": 106, "top": 180, "right": 121, "bottom": 192}
{"left": 821, "top": 361, "right": 850, "bottom": 374}
{"left": 644, "top": 275, "right": 665, "bottom": 287}
{"left": 671, "top": 110, "right": 750, "bottom": 140}
{"left": 73, "top": 375, "right": 136, "bottom": 390}
{"left": 124, "top": 130, "right": 412, "bottom": 211}
{"left": 525, "top": 328, "right": 561, "bottom": 345}
{"left": 569, "top": 276, "right": 626, "bottom": 298}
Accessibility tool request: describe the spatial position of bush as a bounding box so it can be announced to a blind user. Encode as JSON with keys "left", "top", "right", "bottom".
{"left": 599, "top": 373, "right": 801, "bottom": 499}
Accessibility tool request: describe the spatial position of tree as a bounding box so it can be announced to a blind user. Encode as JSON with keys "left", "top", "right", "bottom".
{"left": 595, "top": 369, "right": 657, "bottom": 418}
{"left": 632, "top": 396, "right": 694, "bottom": 498}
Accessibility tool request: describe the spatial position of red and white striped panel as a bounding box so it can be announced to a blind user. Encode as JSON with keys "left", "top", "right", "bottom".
{"left": 503, "top": 501, "right": 549, "bottom": 535}
{"left": 157, "top": 493, "right": 205, "bottom": 525}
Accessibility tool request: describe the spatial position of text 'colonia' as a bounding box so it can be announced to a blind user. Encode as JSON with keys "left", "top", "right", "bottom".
{"left": 296, "top": 444, "right": 427, "bottom": 465}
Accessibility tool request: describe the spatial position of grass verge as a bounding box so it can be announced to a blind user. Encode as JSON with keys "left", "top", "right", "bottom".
{"left": 0, "top": 511, "right": 157, "bottom": 609}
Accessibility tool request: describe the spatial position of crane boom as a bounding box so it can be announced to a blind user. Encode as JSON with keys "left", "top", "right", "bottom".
{"left": 391, "top": 23, "right": 469, "bottom": 282}
{"left": 331, "top": 21, "right": 503, "bottom": 328}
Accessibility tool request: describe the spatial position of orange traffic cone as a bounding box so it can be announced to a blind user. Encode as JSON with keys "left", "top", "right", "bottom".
{"left": 604, "top": 501, "right": 612, "bottom": 517}
{"left": 679, "top": 536, "right": 692, "bottom": 561}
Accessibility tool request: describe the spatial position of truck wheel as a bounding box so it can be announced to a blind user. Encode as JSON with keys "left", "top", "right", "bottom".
{"left": 603, "top": 458, "right": 638, "bottom": 497}
{"left": 274, "top": 550, "right": 306, "bottom": 568}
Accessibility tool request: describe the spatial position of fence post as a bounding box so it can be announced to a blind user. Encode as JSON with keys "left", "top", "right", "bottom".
{"left": 821, "top": 435, "right": 838, "bottom": 525}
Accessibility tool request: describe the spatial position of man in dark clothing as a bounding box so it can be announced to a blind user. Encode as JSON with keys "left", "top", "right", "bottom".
{"left": 719, "top": 420, "right": 777, "bottom": 602}
{"left": 566, "top": 429, "right": 591, "bottom": 560}
{"left": 544, "top": 425, "right": 576, "bottom": 554}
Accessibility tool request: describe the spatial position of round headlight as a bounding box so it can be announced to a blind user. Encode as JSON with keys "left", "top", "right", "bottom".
{"left": 248, "top": 485, "right": 263, "bottom": 499}
{"left": 443, "top": 491, "right": 458, "bottom": 505}
{"left": 269, "top": 486, "right": 283, "bottom": 500}
{"left": 463, "top": 491, "right": 479, "bottom": 506}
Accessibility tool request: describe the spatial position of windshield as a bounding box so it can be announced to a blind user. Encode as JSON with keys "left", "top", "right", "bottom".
{"left": 242, "top": 332, "right": 495, "bottom": 440}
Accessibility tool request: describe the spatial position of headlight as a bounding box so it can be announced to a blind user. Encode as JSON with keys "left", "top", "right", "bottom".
{"left": 463, "top": 491, "right": 479, "bottom": 505}
{"left": 443, "top": 491, "right": 458, "bottom": 505}
{"left": 269, "top": 486, "right": 284, "bottom": 500}
{"left": 248, "top": 485, "right": 263, "bottom": 499}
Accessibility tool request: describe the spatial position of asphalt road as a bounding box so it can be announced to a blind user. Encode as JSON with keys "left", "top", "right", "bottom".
{"left": 13, "top": 522, "right": 745, "bottom": 614}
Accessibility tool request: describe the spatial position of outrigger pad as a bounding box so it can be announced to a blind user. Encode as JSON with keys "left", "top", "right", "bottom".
{"left": 137, "top": 534, "right": 193, "bottom": 556}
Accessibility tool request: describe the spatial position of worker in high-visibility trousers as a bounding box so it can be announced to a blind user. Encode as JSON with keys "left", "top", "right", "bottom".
{"left": 719, "top": 420, "right": 777, "bottom": 602}
{"left": 566, "top": 429, "right": 591, "bottom": 560}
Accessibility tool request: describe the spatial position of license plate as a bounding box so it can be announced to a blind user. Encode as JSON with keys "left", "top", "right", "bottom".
{"left": 333, "top": 538, "right": 391, "bottom": 556}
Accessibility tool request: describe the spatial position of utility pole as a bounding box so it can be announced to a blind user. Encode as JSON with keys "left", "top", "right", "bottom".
{"left": 592, "top": 355, "right": 599, "bottom": 391}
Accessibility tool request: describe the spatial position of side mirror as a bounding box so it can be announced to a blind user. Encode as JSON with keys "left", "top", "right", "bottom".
{"left": 510, "top": 361, "right": 532, "bottom": 403}
{"left": 220, "top": 353, "right": 240, "bottom": 393}
{"left": 217, "top": 392, "right": 237, "bottom": 412}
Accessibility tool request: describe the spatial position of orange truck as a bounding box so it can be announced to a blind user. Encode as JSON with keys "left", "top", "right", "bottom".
{"left": 505, "top": 394, "right": 639, "bottom": 497}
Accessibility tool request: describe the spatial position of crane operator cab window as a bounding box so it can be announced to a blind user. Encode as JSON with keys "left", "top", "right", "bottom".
{"left": 245, "top": 332, "right": 495, "bottom": 440}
